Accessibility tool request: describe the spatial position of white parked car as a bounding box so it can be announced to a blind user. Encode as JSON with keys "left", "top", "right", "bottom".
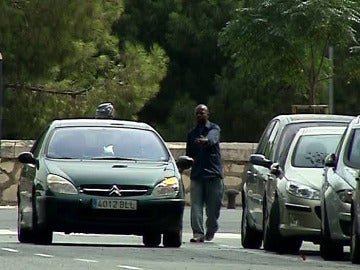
{"left": 259, "top": 126, "right": 346, "bottom": 253}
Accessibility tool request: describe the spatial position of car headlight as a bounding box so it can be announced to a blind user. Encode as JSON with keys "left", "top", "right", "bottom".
{"left": 47, "top": 174, "right": 78, "bottom": 194}
{"left": 286, "top": 181, "right": 320, "bottom": 200}
{"left": 152, "top": 177, "right": 179, "bottom": 197}
{"left": 337, "top": 189, "right": 353, "bottom": 204}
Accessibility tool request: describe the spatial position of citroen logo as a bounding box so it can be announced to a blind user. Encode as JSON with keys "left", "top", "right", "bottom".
{"left": 109, "top": 185, "right": 122, "bottom": 196}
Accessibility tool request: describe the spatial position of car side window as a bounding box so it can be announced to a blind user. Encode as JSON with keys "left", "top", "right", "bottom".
{"left": 263, "top": 121, "right": 280, "bottom": 159}
{"left": 334, "top": 127, "right": 347, "bottom": 162}
{"left": 31, "top": 126, "right": 50, "bottom": 158}
{"left": 256, "top": 120, "right": 278, "bottom": 155}
{"left": 347, "top": 129, "right": 360, "bottom": 167}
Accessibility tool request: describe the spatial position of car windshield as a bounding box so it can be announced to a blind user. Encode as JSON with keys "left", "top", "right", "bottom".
{"left": 292, "top": 134, "right": 342, "bottom": 168}
{"left": 347, "top": 128, "right": 360, "bottom": 168}
{"left": 46, "top": 126, "right": 169, "bottom": 161}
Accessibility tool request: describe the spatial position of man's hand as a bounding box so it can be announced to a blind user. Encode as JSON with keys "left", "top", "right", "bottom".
{"left": 196, "top": 135, "right": 209, "bottom": 144}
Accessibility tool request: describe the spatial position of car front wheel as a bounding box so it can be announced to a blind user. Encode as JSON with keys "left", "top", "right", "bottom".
{"left": 241, "top": 202, "right": 262, "bottom": 249}
{"left": 320, "top": 205, "right": 343, "bottom": 260}
{"left": 17, "top": 204, "right": 33, "bottom": 243}
{"left": 32, "top": 192, "right": 53, "bottom": 245}
{"left": 263, "top": 196, "right": 282, "bottom": 252}
{"left": 163, "top": 229, "right": 182, "bottom": 247}
{"left": 143, "top": 233, "right": 161, "bottom": 247}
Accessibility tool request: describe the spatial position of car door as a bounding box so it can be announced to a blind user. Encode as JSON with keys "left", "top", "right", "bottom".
{"left": 262, "top": 121, "right": 281, "bottom": 213}
{"left": 246, "top": 119, "right": 280, "bottom": 229}
{"left": 18, "top": 128, "right": 48, "bottom": 219}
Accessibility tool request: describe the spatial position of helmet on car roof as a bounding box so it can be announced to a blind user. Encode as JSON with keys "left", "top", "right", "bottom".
{"left": 95, "top": 102, "right": 115, "bottom": 119}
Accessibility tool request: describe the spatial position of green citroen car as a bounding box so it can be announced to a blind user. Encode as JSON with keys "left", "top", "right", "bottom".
{"left": 17, "top": 119, "right": 193, "bottom": 247}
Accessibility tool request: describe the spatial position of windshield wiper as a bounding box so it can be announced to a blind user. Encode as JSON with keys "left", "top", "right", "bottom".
{"left": 91, "top": 156, "right": 137, "bottom": 161}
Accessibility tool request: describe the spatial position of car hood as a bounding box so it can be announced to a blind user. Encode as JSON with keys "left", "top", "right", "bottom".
{"left": 285, "top": 167, "right": 323, "bottom": 190}
{"left": 44, "top": 159, "right": 176, "bottom": 186}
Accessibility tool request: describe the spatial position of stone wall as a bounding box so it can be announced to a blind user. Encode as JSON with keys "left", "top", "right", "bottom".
{"left": 0, "top": 140, "right": 257, "bottom": 206}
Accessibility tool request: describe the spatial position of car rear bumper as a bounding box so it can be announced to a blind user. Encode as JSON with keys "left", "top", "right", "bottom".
{"left": 37, "top": 195, "right": 185, "bottom": 235}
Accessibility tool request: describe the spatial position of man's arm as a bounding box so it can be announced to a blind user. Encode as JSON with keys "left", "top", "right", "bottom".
{"left": 199, "top": 125, "right": 220, "bottom": 146}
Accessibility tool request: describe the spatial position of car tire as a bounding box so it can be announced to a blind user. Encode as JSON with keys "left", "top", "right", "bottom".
{"left": 17, "top": 203, "right": 33, "bottom": 243}
{"left": 143, "top": 233, "right": 161, "bottom": 247}
{"left": 263, "top": 196, "right": 282, "bottom": 252}
{"left": 241, "top": 202, "right": 262, "bottom": 249}
{"left": 163, "top": 229, "right": 182, "bottom": 248}
{"left": 32, "top": 192, "right": 53, "bottom": 245}
{"left": 320, "top": 205, "right": 343, "bottom": 260}
{"left": 351, "top": 214, "right": 360, "bottom": 264}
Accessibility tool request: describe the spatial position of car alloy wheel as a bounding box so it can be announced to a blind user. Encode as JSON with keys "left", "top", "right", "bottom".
{"left": 351, "top": 215, "right": 360, "bottom": 264}
{"left": 241, "top": 201, "right": 262, "bottom": 249}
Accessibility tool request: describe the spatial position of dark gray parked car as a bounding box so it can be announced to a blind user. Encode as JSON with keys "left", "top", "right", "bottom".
{"left": 352, "top": 168, "right": 360, "bottom": 264}
{"left": 320, "top": 116, "right": 360, "bottom": 262}
{"left": 241, "top": 114, "right": 354, "bottom": 253}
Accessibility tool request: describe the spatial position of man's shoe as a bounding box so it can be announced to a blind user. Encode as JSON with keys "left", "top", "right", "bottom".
{"left": 190, "top": 236, "right": 204, "bottom": 243}
{"left": 205, "top": 232, "right": 215, "bottom": 241}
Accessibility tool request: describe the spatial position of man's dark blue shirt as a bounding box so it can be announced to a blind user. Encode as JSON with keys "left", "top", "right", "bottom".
{"left": 186, "top": 120, "right": 223, "bottom": 180}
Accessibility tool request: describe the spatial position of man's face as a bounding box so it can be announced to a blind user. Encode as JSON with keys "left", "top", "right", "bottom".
{"left": 195, "top": 106, "right": 209, "bottom": 124}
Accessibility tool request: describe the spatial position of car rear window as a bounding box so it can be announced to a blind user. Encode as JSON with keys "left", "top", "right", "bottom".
{"left": 46, "top": 127, "right": 170, "bottom": 161}
{"left": 275, "top": 121, "right": 349, "bottom": 161}
{"left": 292, "top": 134, "right": 343, "bottom": 168}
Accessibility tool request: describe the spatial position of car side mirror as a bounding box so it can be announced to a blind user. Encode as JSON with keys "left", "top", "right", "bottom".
{"left": 250, "top": 154, "right": 273, "bottom": 169}
{"left": 176, "top": 155, "right": 194, "bottom": 173}
{"left": 270, "top": 162, "right": 282, "bottom": 177}
{"left": 324, "top": 153, "right": 336, "bottom": 167}
{"left": 18, "top": 152, "right": 36, "bottom": 165}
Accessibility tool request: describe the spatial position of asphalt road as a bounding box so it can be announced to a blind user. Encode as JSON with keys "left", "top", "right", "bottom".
{"left": 0, "top": 206, "right": 358, "bottom": 270}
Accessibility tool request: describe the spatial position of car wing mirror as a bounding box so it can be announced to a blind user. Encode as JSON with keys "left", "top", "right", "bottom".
{"left": 324, "top": 153, "right": 336, "bottom": 167}
{"left": 176, "top": 155, "right": 194, "bottom": 173}
{"left": 18, "top": 152, "right": 36, "bottom": 165}
{"left": 270, "top": 162, "right": 282, "bottom": 177}
{"left": 250, "top": 154, "right": 273, "bottom": 169}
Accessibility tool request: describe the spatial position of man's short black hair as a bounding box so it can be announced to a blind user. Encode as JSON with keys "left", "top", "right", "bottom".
{"left": 95, "top": 102, "right": 115, "bottom": 119}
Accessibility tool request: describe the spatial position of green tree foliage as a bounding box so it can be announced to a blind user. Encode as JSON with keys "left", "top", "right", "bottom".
{"left": 219, "top": 0, "right": 360, "bottom": 105}
{"left": 0, "top": 0, "right": 168, "bottom": 139}
{"left": 115, "top": 0, "right": 239, "bottom": 141}
{"left": 209, "top": 68, "right": 297, "bottom": 142}
{"left": 2, "top": 0, "right": 360, "bottom": 143}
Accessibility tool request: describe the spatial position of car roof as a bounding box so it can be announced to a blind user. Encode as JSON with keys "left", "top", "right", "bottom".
{"left": 296, "top": 126, "right": 347, "bottom": 136}
{"left": 349, "top": 116, "right": 360, "bottom": 128}
{"left": 272, "top": 114, "right": 354, "bottom": 123}
{"left": 49, "top": 118, "right": 153, "bottom": 130}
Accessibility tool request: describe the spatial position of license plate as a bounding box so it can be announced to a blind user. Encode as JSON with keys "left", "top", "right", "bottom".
{"left": 93, "top": 199, "right": 137, "bottom": 210}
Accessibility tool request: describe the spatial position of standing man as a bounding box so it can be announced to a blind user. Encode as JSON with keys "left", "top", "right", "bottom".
{"left": 186, "top": 104, "right": 224, "bottom": 243}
